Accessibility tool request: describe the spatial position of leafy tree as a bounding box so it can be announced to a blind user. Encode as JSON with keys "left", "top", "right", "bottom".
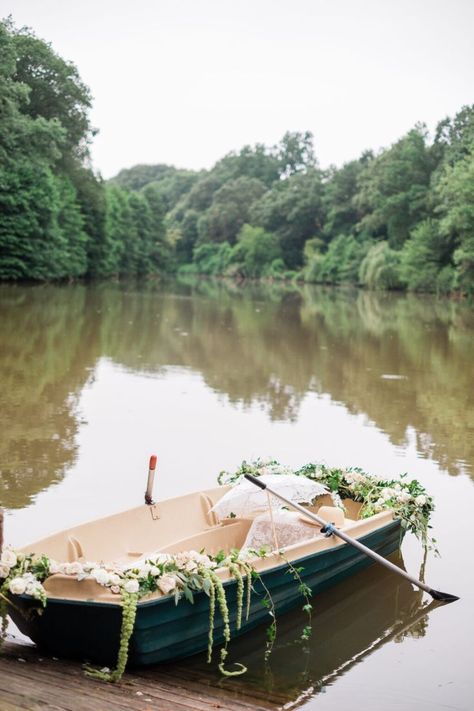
{"left": 192, "top": 242, "right": 233, "bottom": 275}
{"left": 278, "top": 131, "right": 316, "bottom": 177}
{"left": 438, "top": 149, "right": 474, "bottom": 293}
{"left": 305, "top": 235, "right": 370, "bottom": 284}
{"left": 102, "top": 185, "right": 128, "bottom": 276}
{"left": 213, "top": 143, "right": 281, "bottom": 187}
{"left": 200, "top": 177, "right": 266, "bottom": 245}
{"left": 323, "top": 153, "right": 372, "bottom": 241}
{"left": 142, "top": 183, "right": 172, "bottom": 270}
{"left": 233, "top": 224, "right": 281, "bottom": 278}
{"left": 111, "top": 164, "right": 199, "bottom": 211}
{"left": 251, "top": 169, "right": 324, "bottom": 268}
{"left": 174, "top": 209, "right": 200, "bottom": 264}
{"left": 399, "top": 219, "right": 452, "bottom": 292}
{"left": 355, "top": 126, "right": 433, "bottom": 248}
{"left": 359, "top": 241, "right": 402, "bottom": 290}
{"left": 12, "top": 23, "right": 93, "bottom": 158}
{"left": 433, "top": 105, "right": 474, "bottom": 168}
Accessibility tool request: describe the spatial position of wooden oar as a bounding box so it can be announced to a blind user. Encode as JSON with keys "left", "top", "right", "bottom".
{"left": 243, "top": 474, "right": 459, "bottom": 603}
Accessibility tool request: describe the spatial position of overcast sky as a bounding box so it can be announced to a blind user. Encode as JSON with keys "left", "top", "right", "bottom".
{"left": 5, "top": 0, "right": 474, "bottom": 178}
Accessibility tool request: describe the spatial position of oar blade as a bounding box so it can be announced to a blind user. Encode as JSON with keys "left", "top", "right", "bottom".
{"left": 429, "top": 588, "right": 459, "bottom": 603}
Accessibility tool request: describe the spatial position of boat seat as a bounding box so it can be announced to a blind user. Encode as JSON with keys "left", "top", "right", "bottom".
{"left": 159, "top": 519, "right": 251, "bottom": 556}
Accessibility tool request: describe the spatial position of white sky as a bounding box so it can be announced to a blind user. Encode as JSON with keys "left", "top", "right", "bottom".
{"left": 4, "top": 0, "right": 474, "bottom": 178}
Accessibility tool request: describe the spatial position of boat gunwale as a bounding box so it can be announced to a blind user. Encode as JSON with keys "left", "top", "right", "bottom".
{"left": 15, "top": 518, "right": 402, "bottom": 610}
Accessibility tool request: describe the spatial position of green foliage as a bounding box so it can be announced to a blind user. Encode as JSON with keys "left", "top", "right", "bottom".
{"left": 234, "top": 224, "right": 281, "bottom": 278}
{"left": 277, "top": 130, "right": 317, "bottom": 177}
{"left": 0, "top": 19, "right": 171, "bottom": 282}
{"left": 433, "top": 104, "right": 474, "bottom": 168}
{"left": 323, "top": 155, "right": 371, "bottom": 241}
{"left": 111, "top": 164, "right": 199, "bottom": 212}
{"left": 251, "top": 169, "right": 324, "bottom": 268}
{"left": 219, "top": 458, "right": 436, "bottom": 549}
{"left": 0, "top": 15, "right": 472, "bottom": 294}
{"left": 192, "top": 242, "right": 234, "bottom": 275}
{"left": 305, "top": 234, "right": 370, "bottom": 284}
{"left": 199, "top": 177, "right": 266, "bottom": 245}
{"left": 400, "top": 219, "right": 453, "bottom": 292}
{"left": 355, "top": 126, "right": 433, "bottom": 248}
{"left": 438, "top": 149, "right": 474, "bottom": 294}
{"left": 359, "top": 241, "right": 402, "bottom": 290}
{"left": 213, "top": 143, "right": 280, "bottom": 187}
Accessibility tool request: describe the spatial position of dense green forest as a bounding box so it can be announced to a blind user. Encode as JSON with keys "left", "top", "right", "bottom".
{"left": 1, "top": 19, "right": 473, "bottom": 293}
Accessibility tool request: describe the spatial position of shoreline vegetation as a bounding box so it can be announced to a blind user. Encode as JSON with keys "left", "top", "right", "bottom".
{"left": 1, "top": 20, "right": 473, "bottom": 295}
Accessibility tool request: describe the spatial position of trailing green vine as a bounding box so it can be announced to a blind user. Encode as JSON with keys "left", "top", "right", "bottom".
{"left": 84, "top": 590, "right": 138, "bottom": 682}
{"left": 281, "top": 555, "right": 313, "bottom": 641}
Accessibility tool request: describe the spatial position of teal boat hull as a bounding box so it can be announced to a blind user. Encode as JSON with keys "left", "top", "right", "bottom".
{"left": 11, "top": 519, "right": 403, "bottom": 666}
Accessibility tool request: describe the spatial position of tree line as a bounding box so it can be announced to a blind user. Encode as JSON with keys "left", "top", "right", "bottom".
{"left": 1, "top": 19, "right": 473, "bottom": 293}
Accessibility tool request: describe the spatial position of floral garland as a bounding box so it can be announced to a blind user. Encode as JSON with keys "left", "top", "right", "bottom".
{"left": 217, "top": 459, "right": 436, "bottom": 550}
{"left": 0, "top": 546, "right": 258, "bottom": 681}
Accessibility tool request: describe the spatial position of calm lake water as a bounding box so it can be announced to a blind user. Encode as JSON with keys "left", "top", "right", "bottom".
{"left": 1, "top": 279, "right": 473, "bottom": 710}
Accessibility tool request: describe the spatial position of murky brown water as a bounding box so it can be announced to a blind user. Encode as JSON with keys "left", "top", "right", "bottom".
{"left": 1, "top": 279, "right": 473, "bottom": 709}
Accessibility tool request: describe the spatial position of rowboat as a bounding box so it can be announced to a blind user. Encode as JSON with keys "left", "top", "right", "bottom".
{"left": 8, "top": 482, "right": 403, "bottom": 668}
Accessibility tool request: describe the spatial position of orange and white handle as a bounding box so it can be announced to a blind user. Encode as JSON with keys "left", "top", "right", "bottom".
{"left": 145, "top": 454, "right": 157, "bottom": 505}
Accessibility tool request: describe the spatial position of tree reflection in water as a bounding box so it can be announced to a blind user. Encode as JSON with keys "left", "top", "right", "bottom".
{"left": 0, "top": 278, "right": 473, "bottom": 509}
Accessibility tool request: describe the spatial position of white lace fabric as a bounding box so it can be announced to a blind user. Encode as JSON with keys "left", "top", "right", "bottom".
{"left": 243, "top": 510, "right": 320, "bottom": 551}
{"left": 211, "top": 474, "right": 329, "bottom": 519}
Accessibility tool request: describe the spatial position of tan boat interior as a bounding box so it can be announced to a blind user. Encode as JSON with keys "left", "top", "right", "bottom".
{"left": 20, "top": 486, "right": 394, "bottom": 602}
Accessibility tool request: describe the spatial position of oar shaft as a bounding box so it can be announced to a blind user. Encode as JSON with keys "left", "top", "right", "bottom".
{"left": 243, "top": 473, "right": 458, "bottom": 602}
{"left": 267, "top": 487, "right": 432, "bottom": 595}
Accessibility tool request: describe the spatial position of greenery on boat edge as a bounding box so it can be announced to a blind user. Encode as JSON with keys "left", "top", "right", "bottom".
{"left": 0, "top": 459, "right": 434, "bottom": 681}
{"left": 218, "top": 459, "right": 436, "bottom": 550}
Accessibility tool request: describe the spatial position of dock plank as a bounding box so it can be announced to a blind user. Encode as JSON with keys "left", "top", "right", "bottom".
{"left": 0, "top": 639, "right": 278, "bottom": 711}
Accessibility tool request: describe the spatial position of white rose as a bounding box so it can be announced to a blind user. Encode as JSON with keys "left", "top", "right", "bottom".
{"left": 415, "top": 495, "right": 427, "bottom": 507}
{"left": 149, "top": 566, "right": 160, "bottom": 577}
{"left": 381, "top": 488, "right": 395, "bottom": 501}
{"left": 139, "top": 563, "right": 151, "bottom": 577}
{"left": 195, "top": 554, "right": 214, "bottom": 569}
{"left": 185, "top": 560, "right": 197, "bottom": 572}
{"left": 123, "top": 579, "right": 139, "bottom": 594}
{"left": 63, "top": 562, "right": 83, "bottom": 577}
{"left": 9, "top": 577, "right": 27, "bottom": 595}
{"left": 25, "top": 581, "right": 42, "bottom": 596}
{"left": 0, "top": 565, "right": 10, "bottom": 579}
{"left": 92, "top": 568, "right": 110, "bottom": 586}
{"left": 48, "top": 560, "right": 59, "bottom": 575}
{"left": 109, "top": 573, "right": 122, "bottom": 586}
{"left": 155, "top": 553, "right": 171, "bottom": 565}
{"left": 158, "top": 575, "right": 177, "bottom": 595}
{"left": 1, "top": 549, "right": 17, "bottom": 568}
{"left": 398, "top": 491, "right": 412, "bottom": 504}
{"left": 175, "top": 553, "right": 188, "bottom": 568}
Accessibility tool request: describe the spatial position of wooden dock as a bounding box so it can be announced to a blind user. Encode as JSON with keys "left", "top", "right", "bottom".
{"left": 0, "top": 637, "right": 286, "bottom": 711}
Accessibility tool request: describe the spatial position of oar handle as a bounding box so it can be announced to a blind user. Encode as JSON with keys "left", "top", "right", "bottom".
{"left": 245, "top": 474, "right": 267, "bottom": 490}
{"left": 243, "top": 474, "right": 458, "bottom": 603}
{"left": 145, "top": 455, "right": 157, "bottom": 505}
